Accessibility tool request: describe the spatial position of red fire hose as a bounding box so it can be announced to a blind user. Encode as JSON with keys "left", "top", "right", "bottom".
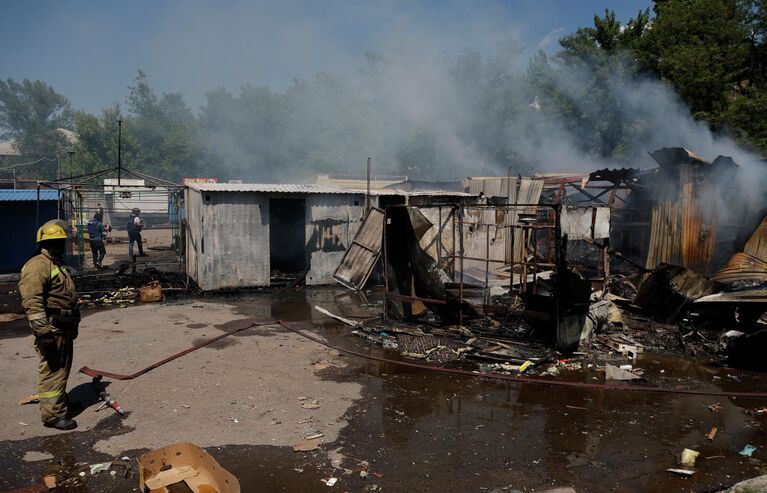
{"left": 79, "top": 321, "right": 275, "bottom": 380}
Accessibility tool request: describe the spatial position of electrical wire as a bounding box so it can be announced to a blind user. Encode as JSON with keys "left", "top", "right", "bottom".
{"left": 0, "top": 156, "right": 56, "bottom": 170}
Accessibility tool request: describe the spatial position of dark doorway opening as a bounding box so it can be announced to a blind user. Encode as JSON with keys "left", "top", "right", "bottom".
{"left": 270, "top": 198, "right": 306, "bottom": 274}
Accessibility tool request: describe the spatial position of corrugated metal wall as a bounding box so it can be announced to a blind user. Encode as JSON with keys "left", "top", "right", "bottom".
{"left": 186, "top": 189, "right": 370, "bottom": 290}
{"left": 305, "top": 194, "right": 366, "bottom": 285}
{"left": 185, "top": 189, "right": 270, "bottom": 290}
{"left": 646, "top": 165, "right": 717, "bottom": 274}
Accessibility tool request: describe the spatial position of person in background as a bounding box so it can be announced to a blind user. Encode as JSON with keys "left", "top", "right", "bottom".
{"left": 18, "top": 220, "right": 80, "bottom": 431}
{"left": 86, "top": 213, "right": 109, "bottom": 269}
{"left": 127, "top": 207, "right": 146, "bottom": 257}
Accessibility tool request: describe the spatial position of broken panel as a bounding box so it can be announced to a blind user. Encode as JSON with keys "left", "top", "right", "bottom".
{"left": 333, "top": 207, "right": 385, "bottom": 290}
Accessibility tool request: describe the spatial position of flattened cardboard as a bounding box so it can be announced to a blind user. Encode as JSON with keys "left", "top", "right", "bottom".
{"left": 138, "top": 442, "right": 240, "bottom": 493}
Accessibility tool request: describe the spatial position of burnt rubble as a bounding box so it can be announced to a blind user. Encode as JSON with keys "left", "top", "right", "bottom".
{"left": 334, "top": 147, "right": 767, "bottom": 374}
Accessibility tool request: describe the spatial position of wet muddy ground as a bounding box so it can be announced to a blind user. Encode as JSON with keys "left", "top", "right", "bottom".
{"left": 2, "top": 287, "right": 767, "bottom": 492}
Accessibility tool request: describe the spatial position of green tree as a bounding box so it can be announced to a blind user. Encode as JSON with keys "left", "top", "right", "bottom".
{"left": 0, "top": 78, "right": 73, "bottom": 178}
{"left": 125, "top": 71, "right": 203, "bottom": 181}
{"left": 72, "top": 105, "right": 139, "bottom": 176}
{"left": 639, "top": 0, "right": 751, "bottom": 120}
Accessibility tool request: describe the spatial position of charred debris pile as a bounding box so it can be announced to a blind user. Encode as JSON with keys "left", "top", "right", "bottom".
{"left": 332, "top": 147, "right": 767, "bottom": 376}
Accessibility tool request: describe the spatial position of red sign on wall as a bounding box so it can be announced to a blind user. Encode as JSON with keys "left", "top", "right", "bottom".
{"left": 183, "top": 178, "right": 219, "bottom": 185}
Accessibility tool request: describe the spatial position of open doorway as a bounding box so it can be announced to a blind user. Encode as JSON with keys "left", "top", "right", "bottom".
{"left": 269, "top": 198, "right": 306, "bottom": 274}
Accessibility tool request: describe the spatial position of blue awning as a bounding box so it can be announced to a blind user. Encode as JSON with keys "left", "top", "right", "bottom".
{"left": 0, "top": 189, "right": 61, "bottom": 201}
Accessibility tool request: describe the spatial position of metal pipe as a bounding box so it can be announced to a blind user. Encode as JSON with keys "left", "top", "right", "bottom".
{"left": 117, "top": 119, "right": 122, "bottom": 186}
{"left": 382, "top": 207, "right": 389, "bottom": 322}
{"left": 366, "top": 157, "right": 371, "bottom": 212}
{"left": 458, "top": 207, "right": 465, "bottom": 326}
{"left": 485, "top": 223, "right": 490, "bottom": 304}
{"left": 35, "top": 184, "right": 40, "bottom": 228}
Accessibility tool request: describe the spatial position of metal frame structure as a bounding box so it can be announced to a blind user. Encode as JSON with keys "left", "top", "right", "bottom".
{"left": 382, "top": 202, "right": 563, "bottom": 328}
{"left": 33, "top": 165, "right": 185, "bottom": 270}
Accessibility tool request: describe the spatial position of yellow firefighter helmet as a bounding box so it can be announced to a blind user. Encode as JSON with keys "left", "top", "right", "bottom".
{"left": 36, "top": 219, "right": 69, "bottom": 243}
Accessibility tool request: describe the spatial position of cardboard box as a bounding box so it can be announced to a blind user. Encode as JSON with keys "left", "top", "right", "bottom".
{"left": 138, "top": 442, "right": 240, "bottom": 493}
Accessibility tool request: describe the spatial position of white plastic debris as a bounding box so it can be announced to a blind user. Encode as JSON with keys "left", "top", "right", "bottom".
{"left": 323, "top": 477, "right": 338, "bottom": 486}
{"left": 90, "top": 462, "right": 112, "bottom": 475}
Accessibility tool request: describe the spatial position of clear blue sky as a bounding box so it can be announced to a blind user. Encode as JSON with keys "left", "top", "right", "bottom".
{"left": 0, "top": 1, "right": 653, "bottom": 113}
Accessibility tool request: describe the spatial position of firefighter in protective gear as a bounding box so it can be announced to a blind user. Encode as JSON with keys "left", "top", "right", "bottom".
{"left": 18, "top": 220, "right": 80, "bottom": 430}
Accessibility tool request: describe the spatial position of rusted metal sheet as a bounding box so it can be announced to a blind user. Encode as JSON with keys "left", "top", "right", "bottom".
{"left": 711, "top": 216, "right": 767, "bottom": 284}
{"left": 333, "top": 207, "right": 385, "bottom": 290}
{"left": 504, "top": 177, "right": 544, "bottom": 264}
{"left": 711, "top": 252, "right": 767, "bottom": 284}
{"left": 646, "top": 153, "right": 718, "bottom": 274}
{"left": 744, "top": 216, "right": 767, "bottom": 260}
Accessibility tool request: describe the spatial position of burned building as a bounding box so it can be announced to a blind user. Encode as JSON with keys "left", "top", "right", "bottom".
{"left": 185, "top": 183, "right": 475, "bottom": 290}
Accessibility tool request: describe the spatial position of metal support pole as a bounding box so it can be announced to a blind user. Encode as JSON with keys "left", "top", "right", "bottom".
{"left": 117, "top": 120, "right": 122, "bottom": 186}
{"left": 382, "top": 207, "right": 389, "bottom": 322}
{"left": 602, "top": 238, "right": 610, "bottom": 298}
{"left": 35, "top": 184, "right": 40, "bottom": 228}
{"left": 451, "top": 207, "right": 456, "bottom": 278}
{"left": 485, "top": 224, "right": 490, "bottom": 304}
{"left": 458, "top": 207, "right": 465, "bottom": 326}
{"left": 365, "top": 157, "right": 371, "bottom": 212}
{"left": 554, "top": 205, "right": 563, "bottom": 348}
{"left": 437, "top": 206, "right": 442, "bottom": 266}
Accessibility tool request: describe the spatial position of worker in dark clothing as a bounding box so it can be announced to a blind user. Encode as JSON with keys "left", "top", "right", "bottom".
{"left": 87, "top": 213, "right": 108, "bottom": 269}
{"left": 18, "top": 220, "right": 80, "bottom": 431}
{"left": 127, "top": 207, "right": 146, "bottom": 257}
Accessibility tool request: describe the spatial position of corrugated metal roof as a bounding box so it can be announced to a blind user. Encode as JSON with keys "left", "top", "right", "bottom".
{"left": 189, "top": 183, "right": 365, "bottom": 194}
{"left": 0, "top": 189, "right": 60, "bottom": 201}
{"left": 189, "top": 182, "right": 475, "bottom": 197}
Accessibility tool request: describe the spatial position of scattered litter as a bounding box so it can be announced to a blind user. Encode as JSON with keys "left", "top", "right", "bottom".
{"left": 294, "top": 468, "right": 304, "bottom": 473}
{"left": 314, "top": 305, "right": 358, "bottom": 327}
{"left": 78, "top": 472, "right": 86, "bottom": 478}
{"left": 229, "top": 417, "right": 239, "bottom": 424}
{"left": 680, "top": 449, "right": 699, "bottom": 467}
{"left": 302, "top": 400, "right": 321, "bottom": 410}
{"left": 566, "top": 405, "right": 587, "bottom": 410}
{"left": 182, "top": 404, "right": 191, "bottom": 409}
{"left": 707, "top": 402, "right": 724, "bottom": 413}
{"left": 89, "top": 462, "right": 112, "bottom": 475}
{"left": 138, "top": 442, "right": 240, "bottom": 493}
{"left": 305, "top": 433, "right": 324, "bottom": 440}
{"left": 139, "top": 281, "right": 163, "bottom": 302}
{"left": 739, "top": 445, "right": 758, "bottom": 457}
{"left": 605, "top": 364, "right": 640, "bottom": 381}
{"left": 293, "top": 439, "right": 321, "bottom": 452}
{"left": 666, "top": 468, "right": 694, "bottom": 476}
{"left": 18, "top": 421, "right": 28, "bottom": 426}
{"left": 360, "top": 470, "right": 369, "bottom": 479}
{"left": 518, "top": 360, "right": 532, "bottom": 373}
{"left": 322, "top": 477, "right": 338, "bottom": 486}
{"left": 373, "top": 472, "right": 384, "bottom": 479}
{"left": 43, "top": 475, "right": 57, "bottom": 489}
{"left": 109, "top": 470, "right": 117, "bottom": 477}
{"left": 706, "top": 427, "right": 718, "bottom": 441}
{"left": 23, "top": 451, "right": 53, "bottom": 462}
